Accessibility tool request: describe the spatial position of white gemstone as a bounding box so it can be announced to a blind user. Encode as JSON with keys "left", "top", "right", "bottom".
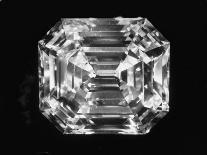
{"left": 38, "top": 17, "right": 170, "bottom": 134}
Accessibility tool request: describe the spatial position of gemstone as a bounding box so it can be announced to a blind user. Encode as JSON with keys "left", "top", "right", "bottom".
{"left": 38, "top": 17, "right": 170, "bottom": 134}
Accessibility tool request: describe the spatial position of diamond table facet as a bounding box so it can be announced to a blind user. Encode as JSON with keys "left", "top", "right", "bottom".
{"left": 38, "top": 17, "right": 170, "bottom": 134}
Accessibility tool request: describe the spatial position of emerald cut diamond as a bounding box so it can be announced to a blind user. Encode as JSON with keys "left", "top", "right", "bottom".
{"left": 38, "top": 17, "right": 170, "bottom": 134}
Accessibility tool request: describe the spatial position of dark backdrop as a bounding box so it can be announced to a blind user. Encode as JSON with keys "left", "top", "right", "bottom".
{"left": 1, "top": 0, "right": 207, "bottom": 154}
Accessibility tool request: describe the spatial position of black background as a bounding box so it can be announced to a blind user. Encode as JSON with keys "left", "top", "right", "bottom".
{"left": 1, "top": 0, "right": 207, "bottom": 154}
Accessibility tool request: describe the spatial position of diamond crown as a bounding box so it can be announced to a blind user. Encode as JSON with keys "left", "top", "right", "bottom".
{"left": 38, "top": 17, "right": 170, "bottom": 134}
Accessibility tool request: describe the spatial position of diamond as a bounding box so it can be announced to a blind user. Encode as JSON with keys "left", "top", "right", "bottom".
{"left": 38, "top": 17, "right": 170, "bottom": 134}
